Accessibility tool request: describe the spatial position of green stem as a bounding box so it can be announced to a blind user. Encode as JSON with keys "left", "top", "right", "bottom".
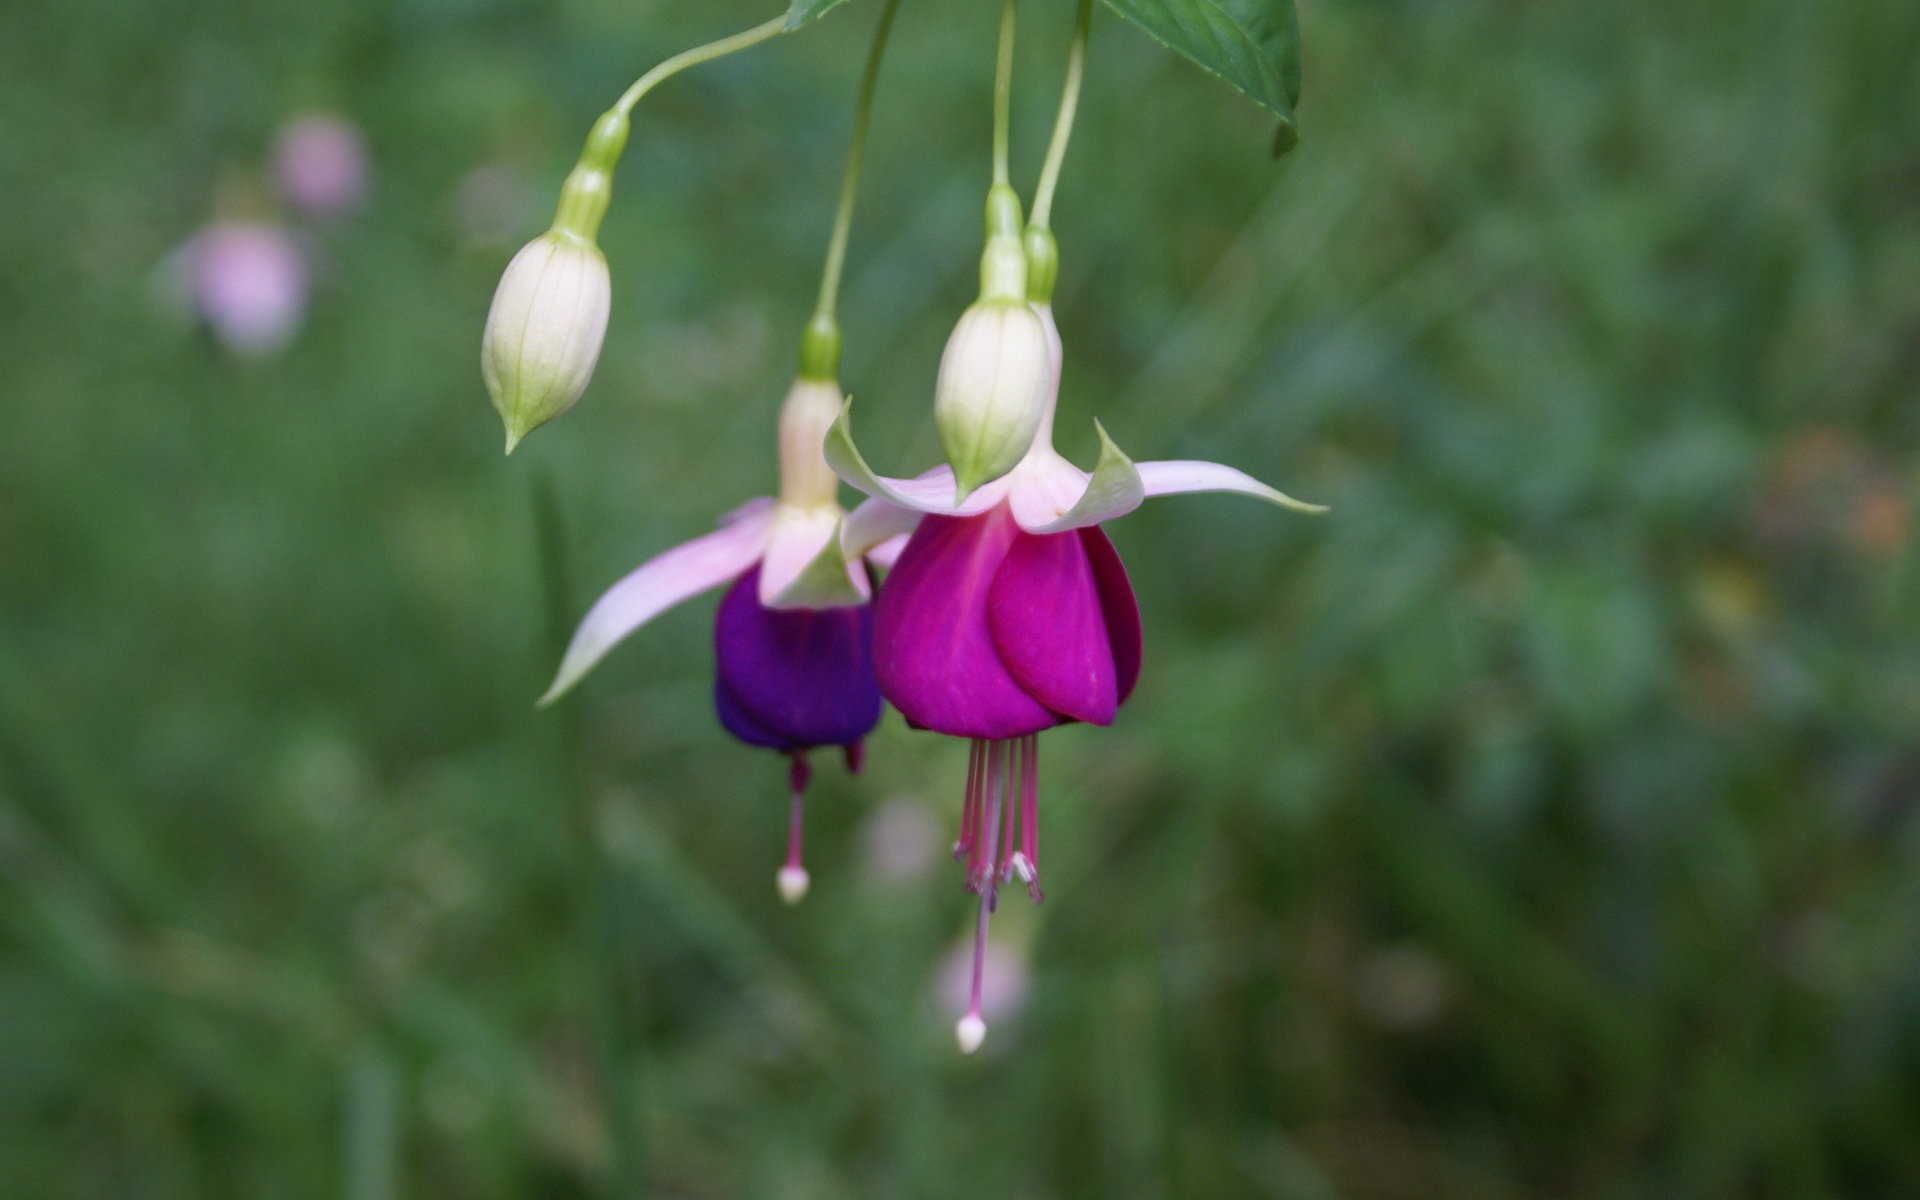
{"left": 1029, "top": 0, "right": 1090, "bottom": 230}
{"left": 557, "top": 12, "right": 790, "bottom": 243}
{"left": 991, "top": 0, "right": 1018, "bottom": 187}
{"left": 613, "top": 14, "right": 789, "bottom": 120}
{"left": 534, "top": 477, "right": 646, "bottom": 1199}
{"left": 801, "top": 0, "right": 905, "bottom": 380}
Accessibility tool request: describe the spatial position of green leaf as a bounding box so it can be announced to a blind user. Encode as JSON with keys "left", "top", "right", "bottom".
{"left": 1101, "top": 0, "right": 1302, "bottom": 129}
{"left": 786, "top": 0, "right": 852, "bottom": 31}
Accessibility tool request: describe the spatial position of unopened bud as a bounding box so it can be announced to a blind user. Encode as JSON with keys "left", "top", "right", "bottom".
{"left": 481, "top": 231, "right": 611, "bottom": 453}
{"left": 934, "top": 298, "right": 1052, "bottom": 499}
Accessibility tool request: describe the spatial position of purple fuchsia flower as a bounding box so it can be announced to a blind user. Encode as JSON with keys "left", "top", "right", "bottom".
{"left": 829, "top": 294, "right": 1323, "bottom": 1051}
{"left": 541, "top": 376, "right": 897, "bottom": 903}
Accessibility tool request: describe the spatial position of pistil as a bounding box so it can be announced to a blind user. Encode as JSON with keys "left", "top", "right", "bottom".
{"left": 777, "top": 753, "right": 812, "bottom": 905}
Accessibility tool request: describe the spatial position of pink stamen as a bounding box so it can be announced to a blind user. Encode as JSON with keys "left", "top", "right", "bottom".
{"left": 844, "top": 741, "right": 866, "bottom": 775}
{"left": 967, "top": 742, "right": 1002, "bottom": 893}
{"left": 959, "top": 750, "right": 1006, "bottom": 1055}
{"left": 955, "top": 739, "right": 983, "bottom": 864}
{"left": 1017, "top": 734, "right": 1042, "bottom": 903}
{"left": 996, "top": 745, "right": 1016, "bottom": 888}
{"left": 777, "top": 753, "right": 811, "bottom": 905}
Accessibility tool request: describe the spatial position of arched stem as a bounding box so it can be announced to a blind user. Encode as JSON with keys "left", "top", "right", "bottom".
{"left": 991, "top": 0, "right": 1018, "bottom": 186}
{"left": 1030, "top": 0, "right": 1090, "bottom": 230}
{"left": 613, "top": 14, "right": 789, "bottom": 119}
{"left": 811, "top": 0, "right": 906, "bottom": 327}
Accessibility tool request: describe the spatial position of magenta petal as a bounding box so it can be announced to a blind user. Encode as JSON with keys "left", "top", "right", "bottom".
{"left": 987, "top": 529, "right": 1118, "bottom": 726}
{"left": 713, "top": 567, "right": 882, "bottom": 751}
{"left": 873, "top": 508, "right": 1060, "bottom": 739}
{"left": 1081, "top": 526, "right": 1142, "bottom": 706}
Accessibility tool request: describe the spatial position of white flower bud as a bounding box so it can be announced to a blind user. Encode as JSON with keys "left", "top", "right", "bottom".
{"left": 481, "top": 231, "right": 611, "bottom": 453}
{"left": 934, "top": 298, "right": 1053, "bottom": 499}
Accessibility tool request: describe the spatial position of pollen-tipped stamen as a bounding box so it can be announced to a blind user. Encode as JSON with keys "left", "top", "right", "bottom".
{"left": 777, "top": 753, "right": 812, "bottom": 905}
{"left": 958, "top": 745, "right": 1007, "bottom": 1055}
{"left": 996, "top": 748, "right": 1017, "bottom": 890}
{"left": 966, "top": 741, "right": 1006, "bottom": 894}
{"left": 1015, "top": 733, "right": 1042, "bottom": 903}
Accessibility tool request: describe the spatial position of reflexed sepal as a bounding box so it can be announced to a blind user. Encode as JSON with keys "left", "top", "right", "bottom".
{"left": 537, "top": 504, "right": 774, "bottom": 706}
{"left": 1022, "top": 421, "right": 1146, "bottom": 533}
{"left": 842, "top": 495, "right": 924, "bottom": 561}
{"left": 1134, "top": 459, "right": 1328, "bottom": 514}
{"left": 824, "top": 400, "right": 1008, "bottom": 516}
{"left": 763, "top": 515, "right": 870, "bottom": 609}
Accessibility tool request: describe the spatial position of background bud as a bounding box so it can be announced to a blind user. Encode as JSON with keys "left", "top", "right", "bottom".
{"left": 934, "top": 299, "right": 1051, "bottom": 499}
{"left": 272, "top": 113, "right": 369, "bottom": 219}
{"left": 480, "top": 232, "right": 610, "bottom": 453}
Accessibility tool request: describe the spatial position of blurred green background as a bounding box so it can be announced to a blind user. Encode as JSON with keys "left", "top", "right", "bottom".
{"left": 5, "top": 0, "right": 1920, "bottom": 1194}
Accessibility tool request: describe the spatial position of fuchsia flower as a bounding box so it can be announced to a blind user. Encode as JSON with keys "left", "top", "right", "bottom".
{"left": 830, "top": 305, "right": 1323, "bottom": 1050}
{"left": 176, "top": 221, "right": 309, "bottom": 357}
{"left": 273, "top": 113, "right": 370, "bottom": 219}
{"left": 542, "top": 378, "right": 894, "bottom": 903}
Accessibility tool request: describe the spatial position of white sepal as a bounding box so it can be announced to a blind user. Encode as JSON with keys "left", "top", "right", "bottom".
{"left": 1135, "top": 460, "right": 1328, "bottom": 514}
{"left": 760, "top": 505, "right": 870, "bottom": 610}
{"left": 539, "top": 503, "right": 774, "bottom": 706}
{"left": 824, "top": 401, "right": 1011, "bottom": 516}
{"left": 1009, "top": 421, "right": 1146, "bottom": 534}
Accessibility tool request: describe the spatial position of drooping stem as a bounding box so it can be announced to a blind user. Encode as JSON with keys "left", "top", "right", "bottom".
{"left": 534, "top": 476, "right": 647, "bottom": 1198}
{"left": 1029, "top": 0, "right": 1090, "bottom": 230}
{"left": 810, "top": 0, "right": 905, "bottom": 333}
{"left": 991, "top": 0, "right": 1018, "bottom": 187}
{"left": 777, "top": 754, "right": 812, "bottom": 905}
{"left": 557, "top": 13, "right": 790, "bottom": 243}
{"left": 613, "top": 14, "right": 789, "bottom": 120}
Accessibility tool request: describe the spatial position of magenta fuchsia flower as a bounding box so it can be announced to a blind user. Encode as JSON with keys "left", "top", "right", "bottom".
{"left": 542, "top": 378, "right": 894, "bottom": 903}
{"left": 829, "top": 305, "right": 1323, "bottom": 1051}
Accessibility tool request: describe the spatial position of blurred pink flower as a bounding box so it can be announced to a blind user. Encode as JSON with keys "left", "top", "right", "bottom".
{"left": 274, "top": 114, "right": 369, "bottom": 218}
{"left": 180, "top": 221, "right": 308, "bottom": 356}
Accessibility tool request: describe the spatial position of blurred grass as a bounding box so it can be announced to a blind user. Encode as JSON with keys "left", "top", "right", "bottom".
{"left": 3, "top": 0, "right": 1920, "bottom": 1195}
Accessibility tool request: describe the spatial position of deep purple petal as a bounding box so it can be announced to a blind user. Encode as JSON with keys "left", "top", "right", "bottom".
{"left": 713, "top": 677, "right": 792, "bottom": 750}
{"left": 872, "top": 507, "right": 1060, "bottom": 739}
{"left": 1081, "top": 526, "right": 1142, "bottom": 706}
{"left": 987, "top": 528, "right": 1117, "bottom": 726}
{"left": 712, "top": 567, "right": 882, "bottom": 751}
